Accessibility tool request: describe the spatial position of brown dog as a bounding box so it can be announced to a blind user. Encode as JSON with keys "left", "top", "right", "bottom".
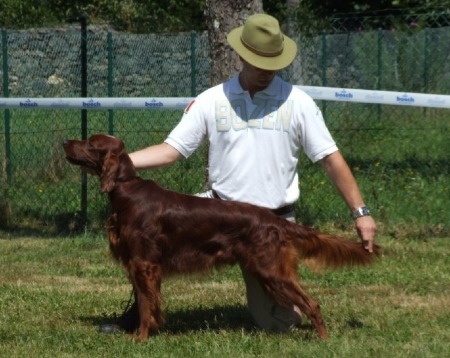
{"left": 63, "top": 134, "right": 379, "bottom": 340}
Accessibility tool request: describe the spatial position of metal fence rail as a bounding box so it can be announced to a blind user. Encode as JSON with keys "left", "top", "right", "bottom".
{"left": 1, "top": 13, "right": 449, "bottom": 236}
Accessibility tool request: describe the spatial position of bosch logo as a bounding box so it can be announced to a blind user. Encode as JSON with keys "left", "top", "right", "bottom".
{"left": 335, "top": 90, "right": 353, "bottom": 99}
{"left": 145, "top": 100, "right": 164, "bottom": 108}
{"left": 50, "top": 101, "right": 70, "bottom": 108}
{"left": 82, "top": 100, "right": 101, "bottom": 108}
{"left": 365, "top": 93, "right": 384, "bottom": 101}
{"left": 396, "top": 95, "right": 415, "bottom": 103}
{"left": 114, "top": 101, "right": 132, "bottom": 108}
{"left": 427, "top": 97, "right": 446, "bottom": 106}
{"left": 20, "top": 99, "right": 38, "bottom": 107}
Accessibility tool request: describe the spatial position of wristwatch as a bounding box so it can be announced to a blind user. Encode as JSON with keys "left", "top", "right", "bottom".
{"left": 352, "top": 206, "right": 371, "bottom": 219}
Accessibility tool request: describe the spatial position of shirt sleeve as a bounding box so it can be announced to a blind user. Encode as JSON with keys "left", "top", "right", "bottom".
{"left": 164, "top": 99, "right": 207, "bottom": 158}
{"left": 299, "top": 95, "right": 338, "bottom": 163}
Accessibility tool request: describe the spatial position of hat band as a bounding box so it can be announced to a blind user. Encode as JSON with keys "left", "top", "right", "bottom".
{"left": 240, "top": 35, "right": 284, "bottom": 58}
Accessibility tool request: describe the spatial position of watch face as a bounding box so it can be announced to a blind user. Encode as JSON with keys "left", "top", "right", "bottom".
{"left": 353, "top": 207, "right": 370, "bottom": 218}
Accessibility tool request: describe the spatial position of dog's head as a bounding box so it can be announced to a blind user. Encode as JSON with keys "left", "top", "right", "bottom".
{"left": 63, "top": 134, "right": 135, "bottom": 193}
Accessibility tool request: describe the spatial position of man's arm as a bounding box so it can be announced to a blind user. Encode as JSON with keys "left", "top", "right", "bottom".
{"left": 320, "top": 151, "right": 377, "bottom": 252}
{"left": 129, "top": 143, "right": 182, "bottom": 170}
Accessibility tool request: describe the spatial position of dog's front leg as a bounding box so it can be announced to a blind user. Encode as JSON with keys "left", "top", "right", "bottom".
{"left": 129, "top": 259, "right": 163, "bottom": 340}
{"left": 106, "top": 214, "right": 121, "bottom": 261}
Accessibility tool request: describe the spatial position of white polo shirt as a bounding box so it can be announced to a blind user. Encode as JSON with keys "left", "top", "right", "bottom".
{"left": 165, "top": 74, "right": 338, "bottom": 209}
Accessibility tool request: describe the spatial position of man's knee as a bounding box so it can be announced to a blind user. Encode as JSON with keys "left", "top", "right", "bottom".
{"left": 241, "top": 266, "right": 301, "bottom": 332}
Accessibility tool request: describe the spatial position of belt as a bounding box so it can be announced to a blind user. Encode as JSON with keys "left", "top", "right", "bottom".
{"left": 271, "top": 203, "right": 296, "bottom": 216}
{"left": 211, "top": 190, "right": 295, "bottom": 216}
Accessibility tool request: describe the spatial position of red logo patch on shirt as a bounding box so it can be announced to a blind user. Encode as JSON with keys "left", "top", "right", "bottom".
{"left": 184, "top": 100, "right": 195, "bottom": 113}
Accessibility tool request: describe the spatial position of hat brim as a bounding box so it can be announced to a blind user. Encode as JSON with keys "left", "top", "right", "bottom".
{"left": 227, "top": 26, "right": 297, "bottom": 71}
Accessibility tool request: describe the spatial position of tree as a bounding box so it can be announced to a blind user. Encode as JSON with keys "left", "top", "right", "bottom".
{"left": 205, "top": 0, "right": 264, "bottom": 86}
{"left": 1, "top": 1, "right": 447, "bottom": 32}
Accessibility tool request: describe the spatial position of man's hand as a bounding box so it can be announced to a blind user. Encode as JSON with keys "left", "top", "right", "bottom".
{"left": 355, "top": 215, "right": 377, "bottom": 253}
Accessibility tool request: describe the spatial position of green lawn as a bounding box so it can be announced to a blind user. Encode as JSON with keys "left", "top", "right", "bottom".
{"left": 0, "top": 234, "right": 449, "bottom": 357}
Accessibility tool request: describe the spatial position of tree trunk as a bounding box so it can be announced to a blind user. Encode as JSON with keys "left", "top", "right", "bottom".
{"left": 205, "top": 0, "right": 264, "bottom": 86}
{"left": 285, "top": 0, "right": 299, "bottom": 34}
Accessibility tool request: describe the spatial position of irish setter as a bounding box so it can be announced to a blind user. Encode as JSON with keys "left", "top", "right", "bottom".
{"left": 63, "top": 134, "right": 379, "bottom": 340}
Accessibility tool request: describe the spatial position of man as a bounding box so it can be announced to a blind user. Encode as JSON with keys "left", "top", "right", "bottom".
{"left": 102, "top": 13, "right": 376, "bottom": 333}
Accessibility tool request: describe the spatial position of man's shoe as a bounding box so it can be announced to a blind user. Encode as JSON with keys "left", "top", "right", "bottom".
{"left": 99, "top": 291, "right": 140, "bottom": 334}
{"left": 98, "top": 323, "right": 123, "bottom": 334}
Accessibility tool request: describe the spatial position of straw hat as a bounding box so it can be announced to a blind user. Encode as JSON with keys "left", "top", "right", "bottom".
{"left": 227, "top": 14, "right": 297, "bottom": 71}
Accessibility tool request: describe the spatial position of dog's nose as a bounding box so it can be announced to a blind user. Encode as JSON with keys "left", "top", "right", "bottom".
{"left": 63, "top": 139, "right": 69, "bottom": 148}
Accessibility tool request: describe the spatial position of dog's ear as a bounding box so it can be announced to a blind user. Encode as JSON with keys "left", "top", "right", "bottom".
{"left": 100, "top": 151, "right": 120, "bottom": 193}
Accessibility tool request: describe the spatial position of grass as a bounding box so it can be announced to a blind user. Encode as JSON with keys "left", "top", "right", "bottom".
{"left": 0, "top": 234, "right": 449, "bottom": 357}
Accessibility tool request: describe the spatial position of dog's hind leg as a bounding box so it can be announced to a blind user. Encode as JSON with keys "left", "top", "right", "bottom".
{"left": 128, "top": 259, "right": 163, "bottom": 340}
{"left": 284, "top": 280, "right": 329, "bottom": 339}
{"left": 257, "top": 271, "right": 329, "bottom": 339}
{"left": 247, "top": 238, "right": 329, "bottom": 339}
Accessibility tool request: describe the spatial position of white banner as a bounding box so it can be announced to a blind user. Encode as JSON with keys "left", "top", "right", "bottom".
{"left": 300, "top": 86, "right": 450, "bottom": 109}
{"left": 0, "top": 86, "right": 449, "bottom": 109}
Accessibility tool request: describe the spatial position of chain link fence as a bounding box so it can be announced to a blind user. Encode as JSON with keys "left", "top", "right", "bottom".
{"left": 1, "top": 13, "right": 449, "bottom": 236}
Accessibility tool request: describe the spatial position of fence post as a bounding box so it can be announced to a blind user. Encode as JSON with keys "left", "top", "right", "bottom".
{"left": 80, "top": 14, "right": 88, "bottom": 227}
{"left": 423, "top": 28, "right": 429, "bottom": 93}
{"left": 2, "top": 30, "right": 11, "bottom": 186}
{"left": 321, "top": 31, "right": 328, "bottom": 117}
{"left": 377, "top": 28, "right": 383, "bottom": 120}
{"left": 190, "top": 31, "right": 197, "bottom": 97}
{"left": 107, "top": 31, "right": 114, "bottom": 134}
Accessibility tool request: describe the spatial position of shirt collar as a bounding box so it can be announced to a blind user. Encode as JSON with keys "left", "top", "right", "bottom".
{"left": 228, "top": 73, "right": 280, "bottom": 97}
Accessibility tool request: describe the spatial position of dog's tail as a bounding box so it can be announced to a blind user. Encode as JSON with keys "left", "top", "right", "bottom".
{"left": 288, "top": 224, "right": 380, "bottom": 270}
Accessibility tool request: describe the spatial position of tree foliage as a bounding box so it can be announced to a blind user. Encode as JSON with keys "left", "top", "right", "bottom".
{"left": 0, "top": 0, "right": 448, "bottom": 32}
{"left": 0, "top": 0, "right": 206, "bottom": 32}
{"left": 263, "top": 0, "right": 450, "bottom": 34}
